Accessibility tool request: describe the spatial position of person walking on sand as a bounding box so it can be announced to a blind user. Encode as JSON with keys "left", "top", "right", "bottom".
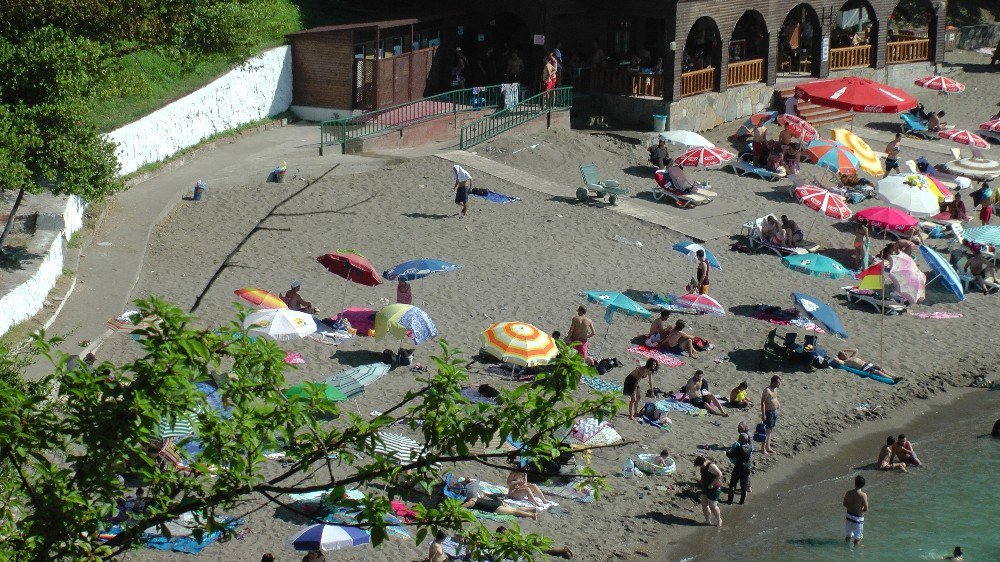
{"left": 843, "top": 475, "right": 869, "bottom": 545}
{"left": 567, "top": 306, "right": 596, "bottom": 364}
{"left": 760, "top": 375, "right": 781, "bottom": 455}
{"left": 884, "top": 133, "right": 902, "bottom": 177}
{"left": 624, "top": 359, "right": 658, "bottom": 420}
{"left": 694, "top": 456, "right": 723, "bottom": 527}
{"left": 695, "top": 250, "right": 710, "bottom": 295}
{"left": 854, "top": 219, "right": 870, "bottom": 268}
{"left": 452, "top": 165, "right": 473, "bottom": 218}
{"left": 877, "top": 436, "right": 908, "bottom": 472}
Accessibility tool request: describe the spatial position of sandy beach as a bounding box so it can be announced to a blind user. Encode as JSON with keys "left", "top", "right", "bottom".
{"left": 95, "top": 50, "right": 1000, "bottom": 562}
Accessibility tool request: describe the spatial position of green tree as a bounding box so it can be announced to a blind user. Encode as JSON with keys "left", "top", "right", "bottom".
{"left": 0, "top": 298, "right": 620, "bottom": 560}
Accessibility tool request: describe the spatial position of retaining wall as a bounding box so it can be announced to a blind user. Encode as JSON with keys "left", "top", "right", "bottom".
{"left": 957, "top": 24, "right": 1000, "bottom": 51}
{"left": 107, "top": 46, "right": 293, "bottom": 176}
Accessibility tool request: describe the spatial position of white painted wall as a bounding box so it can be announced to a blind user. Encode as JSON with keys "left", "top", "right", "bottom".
{"left": 0, "top": 232, "right": 63, "bottom": 336}
{"left": 107, "top": 46, "right": 293, "bottom": 176}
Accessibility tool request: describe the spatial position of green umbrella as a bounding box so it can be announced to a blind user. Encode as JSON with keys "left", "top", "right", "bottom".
{"left": 781, "top": 253, "right": 852, "bottom": 280}
{"left": 284, "top": 382, "right": 348, "bottom": 403}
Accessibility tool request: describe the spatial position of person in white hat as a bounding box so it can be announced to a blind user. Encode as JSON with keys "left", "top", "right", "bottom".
{"left": 281, "top": 281, "right": 317, "bottom": 313}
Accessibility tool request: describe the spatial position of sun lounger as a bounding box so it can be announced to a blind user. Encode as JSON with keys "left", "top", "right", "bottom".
{"left": 900, "top": 113, "right": 936, "bottom": 140}
{"left": 723, "top": 153, "right": 784, "bottom": 181}
{"left": 959, "top": 272, "right": 1000, "bottom": 294}
{"left": 652, "top": 168, "right": 715, "bottom": 208}
{"left": 740, "top": 214, "right": 777, "bottom": 238}
{"left": 578, "top": 163, "right": 629, "bottom": 205}
{"left": 842, "top": 287, "right": 907, "bottom": 315}
{"left": 831, "top": 363, "right": 897, "bottom": 385}
{"left": 746, "top": 220, "right": 820, "bottom": 256}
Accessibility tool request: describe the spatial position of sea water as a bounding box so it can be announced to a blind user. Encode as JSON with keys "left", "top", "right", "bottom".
{"left": 674, "top": 391, "right": 999, "bottom": 561}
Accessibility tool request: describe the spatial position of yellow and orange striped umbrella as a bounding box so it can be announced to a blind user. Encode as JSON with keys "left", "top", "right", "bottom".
{"left": 481, "top": 321, "right": 557, "bottom": 367}
{"left": 234, "top": 287, "right": 287, "bottom": 309}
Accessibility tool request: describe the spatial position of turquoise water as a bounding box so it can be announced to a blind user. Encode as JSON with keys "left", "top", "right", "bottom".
{"left": 676, "top": 393, "right": 999, "bottom": 561}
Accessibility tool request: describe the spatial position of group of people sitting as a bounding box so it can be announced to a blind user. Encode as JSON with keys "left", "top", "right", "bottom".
{"left": 644, "top": 311, "right": 703, "bottom": 357}
{"left": 747, "top": 123, "right": 802, "bottom": 176}
{"left": 760, "top": 215, "right": 804, "bottom": 247}
{"left": 877, "top": 434, "right": 922, "bottom": 472}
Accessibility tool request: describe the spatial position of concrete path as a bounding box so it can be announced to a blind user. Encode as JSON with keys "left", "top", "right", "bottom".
{"left": 434, "top": 150, "right": 731, "bottom": 242}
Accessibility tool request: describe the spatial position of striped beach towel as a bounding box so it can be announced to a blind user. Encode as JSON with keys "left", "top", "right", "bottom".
{"left": 369, "top": 431, "right": 440, "bottom": 469}
{"left": 580, "top": 375, "right": 622, "bottom": 393}
{"left": 157, "top": 415, "right": 196, "bottom": 439}
{"left": 323, "top": 363, "right": 390, "bottom": 398}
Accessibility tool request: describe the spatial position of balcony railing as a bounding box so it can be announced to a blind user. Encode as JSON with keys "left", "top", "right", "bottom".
{"left": 681, "top": 67, "right": 715, "bottom": 97}
{"left": 887, "top": 39, "right": 930, "bottom": 64}
{"left": 829, "top": 45, "right": 872, "bottom": 70}
{"left": 727, "top": 59, "right": 764, "bottom": 87}
{"left": 590, "top": 67, "right": 664, "bottom": 97}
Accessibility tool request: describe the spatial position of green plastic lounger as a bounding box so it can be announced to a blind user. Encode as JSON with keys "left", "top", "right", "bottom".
{"left": 578, "top": 163, "right": 629, "bottom": 205}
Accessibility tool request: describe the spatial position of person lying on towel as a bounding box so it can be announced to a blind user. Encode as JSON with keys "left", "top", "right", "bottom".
{"left": 830, "top": 349, "right": 896, "bottom": 379}
{"left": 460, "top": 479, "right": 538, "bottom": 520}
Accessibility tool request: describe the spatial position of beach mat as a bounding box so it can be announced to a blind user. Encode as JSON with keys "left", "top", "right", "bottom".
{"left": 340, "top": 307, "right": 376, "bottom": 334}
{"left": 472, "top": 190, "right": 521, "bottom": 204}
{"left": 581, "top": 375, "right": 622, "bottom": 393}
{"left": 626, "top": 345, "right": 685, "bottom": 367}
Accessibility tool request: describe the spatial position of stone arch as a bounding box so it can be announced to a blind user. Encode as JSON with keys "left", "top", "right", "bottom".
{"left": 683, "top": 16, "right": 723, "bottom": 89}
{"left": 778, "top": 4, "right": 821, "bottom": 77}
{"left": 888, "top": 0, "right": 938, "bottom": 61}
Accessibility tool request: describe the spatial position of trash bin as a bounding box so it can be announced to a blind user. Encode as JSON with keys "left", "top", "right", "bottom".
{"left": 652, "top": 114, "right": 667, "bottom": 132}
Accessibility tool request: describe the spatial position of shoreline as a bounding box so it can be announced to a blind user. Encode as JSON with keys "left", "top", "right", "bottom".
{"left": 660, "top": 384, "right": 990, "bottom": 559}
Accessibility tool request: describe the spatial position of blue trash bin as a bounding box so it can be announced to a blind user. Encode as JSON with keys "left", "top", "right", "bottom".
{"left": 652, "top": 114, "right": 667, "bottom": 132}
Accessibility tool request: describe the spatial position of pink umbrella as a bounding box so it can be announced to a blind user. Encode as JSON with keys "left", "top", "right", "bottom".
{"left": 777, "top": 114, "right": 820, "bottom": 142}
{"left": 855, "top": 206, "right": 918, "bottom": 232}
{"left": 794, "top": 185, "right": 853, "bottom": 220}
{"left": 914, "top": 75, "right": 965, "bottom": 93}
{"left": 887, "top": 253, "right": 926, "bottom": 305}
{"left": 674, "top": 147, "right": 736, "bottom": 168}
{"left": 676, "top": 293, "right": 725, "bottom": 316}
{"left": 979, "top": 119, "right": 1000, "bottom": 133}
{"left": 938, "top": 129, "right": 990, "bottom": 150}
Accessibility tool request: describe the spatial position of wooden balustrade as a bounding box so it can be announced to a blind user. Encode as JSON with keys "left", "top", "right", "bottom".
{"left": 631, "top": 73, "right": 663, "bottom": 97}
{"left": 829, "top": 45, "right": 872, "bottom": 70}
{"left": 590, "top": 67, "right": 663, "bottom": 97}
{"left": 887, "top": 39, "right": 930, "bottom": 64}
{"left": 727, "top": 59, "right": 763, "bottom": 87}
{"left": 681, "top": 67, "right": 715, "bottom": 97}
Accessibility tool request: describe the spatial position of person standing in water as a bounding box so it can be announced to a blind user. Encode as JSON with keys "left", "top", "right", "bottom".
{"left": 843, "top": 475, "right": 869, "bottom": 546}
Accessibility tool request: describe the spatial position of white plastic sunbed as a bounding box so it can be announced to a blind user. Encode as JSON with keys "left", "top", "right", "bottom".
{"left": 842, "top": 287, "right": 907, "bottom": 315}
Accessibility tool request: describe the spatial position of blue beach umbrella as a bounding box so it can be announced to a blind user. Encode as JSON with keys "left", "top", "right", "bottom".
{"left": 781, "top": 253, "right": 851, "bottom": 279}
{"left": 791, "top": 292, "right": 848, "bottom": 339}
{"left": 582, "top": 290, "right": 653, "bottom": 324}
{"left": 919, "top": 245, "right": 965, "bottom": 302}
{"left": 671, "top": 240, "right": 722, "bottom": 270}
{"left": 382, "top": 259, "right": 461, "bottom": 281}
{"left": 286, "top": 523, "right": 370, "bottom": 553}
{"left": 961, "top": 226, "right": 1000, "bottom": 246}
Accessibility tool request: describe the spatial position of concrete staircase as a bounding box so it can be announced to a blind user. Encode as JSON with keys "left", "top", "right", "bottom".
{"left": 776, "top": 86, "right": 853, "bottom": 127}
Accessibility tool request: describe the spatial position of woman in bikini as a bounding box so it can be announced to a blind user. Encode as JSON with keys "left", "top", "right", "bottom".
{"left": 505, "top": 467, "right": 550, "bottom": 507}
{"left": 854, "top": 219, "right": 870, "bottom": 268}
{"left": 624, "top": 358, "right": 658, "bottom": 420}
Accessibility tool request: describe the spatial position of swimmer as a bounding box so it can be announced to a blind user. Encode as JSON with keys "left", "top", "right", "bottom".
{"left": 946, "top": 546, "right": 963, "bottom": 560}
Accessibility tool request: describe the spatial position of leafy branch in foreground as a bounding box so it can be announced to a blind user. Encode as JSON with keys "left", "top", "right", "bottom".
{"left": 0, "top": 298, "right": 622, "bottom": 560}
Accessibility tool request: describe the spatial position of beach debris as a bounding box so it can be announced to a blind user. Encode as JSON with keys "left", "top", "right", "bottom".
{"left": 511, "top": 143, "right": 540, "bottom": 155}
{"left": 97, "top": 242, "right": 112, "bottom": 247}
{"left": 854, "top": 403, "right": 881, "bottom": 413}
{"left": 556, "top": 214, "right": 563, "bottom": 218}
{"left": 613, "top": 235, "right": 643, "bottom": 247}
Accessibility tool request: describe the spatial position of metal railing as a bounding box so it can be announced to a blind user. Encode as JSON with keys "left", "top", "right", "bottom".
{"left": 887, "top": 39, "right": 930, "bottom": 64}
{"left": 727, "top": 59, "right": 764, "bottom": 87}
{"left": 319, "top": 85, "right": 503, "bottom": 154}
{"left": 829, "top": 45, "right": 872, "bottom": 70}
{"left": 459, "top": 87, "right": 573, "bottom": 149}
{"left": 681, "top": 67, "right": 715, "bottom": 97}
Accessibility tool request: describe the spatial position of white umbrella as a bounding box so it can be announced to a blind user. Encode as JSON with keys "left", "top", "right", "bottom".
{"left": 659, "top": 130, "right": 714, "bottom": 149}
{"left": 876, "top": 176, "right": 940, "bottom": 218}
{"left": 243, "top": 309, "right": 316, "bottom": 341}
{"left": 944, "top": 155, "right": 1000, "bottom": 181}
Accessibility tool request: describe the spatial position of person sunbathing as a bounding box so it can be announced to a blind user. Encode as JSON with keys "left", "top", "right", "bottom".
{"left": 646, "top": 310, "right": 672, "bottom": 347}
{"left": 964, "top": 252, "right": 998, "bottom": 294}
{"left": 877, "top": 436, "right": 908, "bottom": 472}
{"left": 683, "top": 370, "right": 728, "bottom": 417}
{"left": 831, "top": 349, "right": 896, "bottom": 379}
{"left": 505, "top": 468, "right": 550, "bottom": 507}
{"left": 461, "top": 479, "right": 537, "bottom": 520}
{"left": 780, "top": 215, "right": 803, "bottom": 244}
{"left": 663, "top": 320, "right": 698, "bottom": 358}
{"left": 728, "top": 381, "right": 752, "bottom": 409}
{"left": 927, "top": 110, "right": 947, "bottom": 132}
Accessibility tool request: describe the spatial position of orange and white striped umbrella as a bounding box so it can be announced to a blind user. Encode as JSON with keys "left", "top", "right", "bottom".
{"left": 938, "top": 129, "right": 990, "bottom": 150}
{"left": 481, "top": 321, "right": 557, "bottom": 367}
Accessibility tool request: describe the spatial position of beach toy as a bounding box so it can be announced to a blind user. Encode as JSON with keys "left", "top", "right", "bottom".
{"left": 273, "top": 160, "right": 287, "bottom": 183}
{"left": 635, "top": 454, "right": 676, "bottom": 476}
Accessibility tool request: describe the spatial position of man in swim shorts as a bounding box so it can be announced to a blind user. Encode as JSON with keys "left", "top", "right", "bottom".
{"left": 884, "top": 133, "right": 901, "bottom": 177}
{"left": 760, "top": 375, "right": 781, "bottom": 454}
{"left": 843, "top": 475, "right": 869, "bottom": 545}
{"left": 566, "top": 306, "right": 595, "bottom": 364}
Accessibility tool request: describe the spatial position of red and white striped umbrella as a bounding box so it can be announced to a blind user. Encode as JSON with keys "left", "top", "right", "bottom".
{"left": 794, "top": 185, "right": 853, "bottom": 220}
{"left": 675, "top": 293, "right": 726, "bottom": 316}
{"left": 777, "top": 114, "right": 820, "bottom": 142}
{"left": 914, "top": 75, "right": 965, "bottom": 93}
{"left": 938, "top": 129, "right": 990, "bottom": 150}
{"left": 674, "top": 146, "right": 736, "bottom": 168}
{"left": 978, "top": 119, "right": 1000, "bottom": 133}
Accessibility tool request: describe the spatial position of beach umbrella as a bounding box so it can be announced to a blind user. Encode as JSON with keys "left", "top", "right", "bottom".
{"left": 481, "top": 321, "right": 557, "bottom": 367}
{"left": 943, "top": 156, "right": 1000, "bottom": 180}
{"left": 234, "top": 287, "right": 287, "bottom": 309}
{"left": 735, "top": 111, "right": 778, "bottom": 137}
{"left": 582, "top": 290, "right": 653, "bottom": 324}
{"left": 919, "top": 245, "right": 965, "bottom": 302}
{"left": 675, "top": 293, "right": 725, "bottom": 316}
{"left": 887, "top": 253, "right": 926, "bottom": 305}
{"left": 243, "top": 309, "right": 316, "bottom": 341}
{"left": 855, "top": 206, "right": 918, "bottom": 233}
{"left": 286, "top": 523, "right": 370, "bottom": 553}
{"left": 671, "top": 240, "right": 721, "bottom": 270}
{"left": 794, "top": 185, "right": 853, "bottom": 220}
{"left": 322, "top": 363, "right": 391, "bottom": 399}
{"left": 922, "top": 175, "right": 953, "bottom": 201}
{"left": 791, "top": 292, "right": 847, "bottom": 339}
{"left": 938, "top": 129, "right": 990, "bottom": 150}
{"left": 777, "top": 114, "right": 820, "bottom": 142}
{"left": 373, "top": 303, "right": 437, "bottom": 345}
{"left": 659, "top": 130, "right": 714, "bottom": 149}
{"left": 781, "top": 253, "right": 852, "bottom": 279}
{"left": 795, "top": 77, "right": 917, "bottom": 114}
{"left": 382, "top": 259, "right": 461, "bottom": 281}
{"left": 832, "top": 129, "right": 882, "bottom": 176}
{"left": 805, "top": 140, "right": 860, "bottom": 175}
{"left": 283, "top": 382, "right": 348, "bottom": 404}
{"left": 317, "top": 251, "right": 383, "bottom": 287}
{"left": 914, "top": 75, "right": 965, "bottom": 93}
{"left": 877, "top": 176, "right": 940, "bottom": 217}
{"left": 979, "top": 119, "right": 1000, "bottom": 133}
{"left": 962, "top": 225, "right": 1000, "bottom": 246}
{"left": 857, "top": 262, "right": 886, "bottom": 291}
{"left": 674, "top": 147, "right": 735, "bottom": 168}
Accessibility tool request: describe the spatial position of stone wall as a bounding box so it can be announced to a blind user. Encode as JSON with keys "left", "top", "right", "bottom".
{"left": 106, "top": 46, "right": 293, "bottom": 176}
{"left": 957, "top": 24, "right": 1000, "bottom": 51}
{"left": 668, "top": 82, "right": 775, "bottom": 132}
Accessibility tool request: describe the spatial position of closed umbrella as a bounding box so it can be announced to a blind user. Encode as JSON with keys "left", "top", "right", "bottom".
{"left": 481, "top": 321, "right": 557, "bottom": 367}
{"left": 243, "top": 309, "right": 316, "bottom": 341}
{"left": 671, "top": 240, "right": 721, "bottom": 270}
{"left": 778, "top": 114, "right": 820, "bottom": 142}
{"left": 805, "top": 140, "right": 860, "bottom": 175}
{"left": 675, "top": 293, "right": 725, "bottom": 316}
{"left": 832, "top": 129, "right": 882, "bottom": 176}
{"left": 674, "top": 147, "right": 736, "bottom": 168}
{"left": 887, "top": 253, "right": 926, "bottom": 305}
{"left": 794, "top": 185, "right": 853, "bottom": 220}
{"left": 286, "top": 523, "right": 370, "bottom": 553}
{"left": 659, "top": 130, "right": 714, "bottom": 149}
{"left": 234, "top": 288, "right": 287, "bottom": 309}
{"left": 781, "top": 253, "right": 852, "bottom": 279}
{"left": 919, "top": 245, "right": 965, "bottom": 301}
{"left": 914, "top": 75, "right": 965, "bottom": 93}
{"left": 877, "top": 176, "right": 940, "bottom": 217}
{"left": 791, "top": 292, "right": 847, "bottom": 339}
{"left": 855, "top": 206, "right": 918, "bottom": 233}
{"left": 382, "top": 259, "right": 461, "bottom": 281}
{"left": 373, "top": 304, "right": 437, "bottom": 345}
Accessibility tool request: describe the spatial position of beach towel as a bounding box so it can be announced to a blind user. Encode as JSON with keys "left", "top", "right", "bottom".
{"left": 442, "top": 536, "right": 468, "bottom": 559}
{"left": 307, "top": 321, "right": 352, "bottom": 346}
{"left": 751, "top": 311, "right": 826, "bottom": 333}
{"left": 577, "top": 426, "right": 623, "bottom": 447}
{"left": 626, "top": 345, "right": 685, "bottom": 367}
{"left": 460, "top": 385, "right": 499, "bottom": 405}
{"left": 580, "top": 375, "right": 622, "bottom": 393}
{"left": 471, "top": 190, "right": 521, "bottom": 204}
{"left": 654, "top": 399, "right": 703, "bottom": 416}
{"left": 323, "top": 362, "right": 391, "bottom": 398}
{"left": 536, "top": 480, "right": 595, "bottom": 503}
{"left": 339, "top": 307, "right": 376, "bottom": 335}
{"left": 910, "top": 311, "right": 964, "bottom": 320}
{"left": 391, "top": 500, "right": 419, "bottom": 523}
{"left": 570, "top": 418, "right": 608, "bottom": 444}
{"left": 142, "top": 517, "right": 242, "bottom": 554}
{"left": 284, "top": 352, "right": 305, "bottom": 364}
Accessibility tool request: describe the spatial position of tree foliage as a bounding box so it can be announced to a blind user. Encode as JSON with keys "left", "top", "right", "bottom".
{"left": 0, "top": 299, "right": 620, "bottom": 560}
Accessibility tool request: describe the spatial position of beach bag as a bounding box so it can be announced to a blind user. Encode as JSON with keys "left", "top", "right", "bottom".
{"left": 753, "top": 423, "right": 768, "bottom": 443}
{"left": 471, "top": 187, "right": 489, "bottom": 196}
{"left": 396, "top": 348, "right": 413, "bottom": 366}
{"left": 692, "top": 337, "right": 711, "bottom": 351}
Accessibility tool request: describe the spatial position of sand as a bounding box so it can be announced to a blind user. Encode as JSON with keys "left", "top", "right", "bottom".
{"left": 100, "top": 51, "right": 1000, "bottom": 562}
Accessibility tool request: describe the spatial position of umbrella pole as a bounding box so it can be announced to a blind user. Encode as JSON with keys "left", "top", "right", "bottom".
{"left": 879, "top": 267, "right": 885, "bottom": 367}
{"left": 593, "top": 324, "right": 611, "bottom": 361}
